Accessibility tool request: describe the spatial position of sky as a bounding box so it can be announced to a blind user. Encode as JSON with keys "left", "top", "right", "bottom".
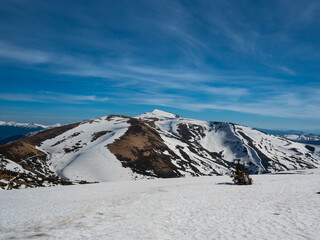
{"left": 0, "top": 0, "right": 319, "bottom": 132}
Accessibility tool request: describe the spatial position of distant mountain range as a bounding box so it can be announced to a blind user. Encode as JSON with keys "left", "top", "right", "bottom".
{"left": 259, "top": 129, "right": 320, "bottom": 145}
{"left": 0, "top": 110, "right": 319, "bottom": 190}
{"left": 0, "top": 121, "right": 60, "bottom": 145}
{"left": 280, "top": 134, "right": 320, "bottom": 143}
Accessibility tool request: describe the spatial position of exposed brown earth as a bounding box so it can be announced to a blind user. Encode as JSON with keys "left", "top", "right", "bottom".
{"left": 0, "top": 123, "right": 80, "bottom": 189}
{"left": 105, "top": 115, "right": 130, "bottom": 121}
{"left": 138, "top": 117, "right": 158, "bottom": 128}
{"left": 0, "top": 141, "right": 46, "bottom": 162}
{"left": 51, "top": 131, "right": 83, "bottom": 147}
{"left": 91, "top": 131, "right": 112, "bottom": 142}
{"left": 0, "top": 122, "right": 80, "bottom": 162}
{"left": 108, "top": 118, "right": 181, "bottom": 178}
{"left": 177, "top": 123, "right": 205, "bottom": 141}
{"left": 0, "top": 170, "right": 38, "bottom": 189}
{"left": 0, "top": 168, "right": 72, "bottom": 190}
{"left": 22, "top": 122, "right": 81, "bottom": 146}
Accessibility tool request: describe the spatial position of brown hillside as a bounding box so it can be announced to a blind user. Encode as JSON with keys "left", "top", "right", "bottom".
{"left": 0, "top": 122, "right": 80, "bottom": 162}
{"left": 22, "top": 122, "right": 81, "bottom": 145}
{"left": 108, "top": 118, "right": 181, "bottom": 178}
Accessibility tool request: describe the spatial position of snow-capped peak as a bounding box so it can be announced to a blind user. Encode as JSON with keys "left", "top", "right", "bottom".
{"left": 152, "top": 109, "right": 180, "bottom": 118}
{"left": 137, "top": 109, "right": 181, "bottom": 119}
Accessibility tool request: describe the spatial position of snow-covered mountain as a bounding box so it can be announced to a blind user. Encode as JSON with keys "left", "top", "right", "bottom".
{"left": 1, "top": 109, "right": 320, "bottom": 189}
{"left": 258, "top": 128, "right": 320, "bottom": 145}
{"left": 280, "top": 133, "right": 320, "bottom": 145}
{"left": 0, "top": 121, "right": 61, "bottom": 145}
{"left": 0, "top": 121, "right": 52, "bottom": 129}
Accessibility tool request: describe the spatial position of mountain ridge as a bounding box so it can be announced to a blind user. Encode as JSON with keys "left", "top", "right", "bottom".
{"left": 0, "top": 121, "right": 61, "bottom": 145}
{"left": 1, "top": 110, "right": 319, "bottom": 189}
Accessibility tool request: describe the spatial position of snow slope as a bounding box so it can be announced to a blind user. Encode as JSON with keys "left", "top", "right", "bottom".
{"left": 1, "top": 169, "right": 319, "bottom": 239}
{"left": 138, "top": 109, "right": 181, "bottom": 119}
{"left": 39, "top": 116, "right": 143, "bottom": 182}
{"left": 137, "top": 111, "right": 320, "bottom": 174}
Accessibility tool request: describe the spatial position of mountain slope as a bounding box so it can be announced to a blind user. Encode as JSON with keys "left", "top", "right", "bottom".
{"left": 137, "top": 110, "right": 320, "bottom": 174}
{"left": 0, "top": 122, "right": 80, "bottom": 189}
{"left": 1, "top": 110, "right": 319, "bottom": 189}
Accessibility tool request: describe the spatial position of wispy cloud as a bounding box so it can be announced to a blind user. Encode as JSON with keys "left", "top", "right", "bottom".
{"left": 0, "top": 0, "right": 319, "bottom": 124}
{"left": 279, "top": 66, "right": 296, "bottom": 75}
{"left": 118, "top": 85, "right": 320, "bottom": 120}
{"left": 0, "top": 42, "right": 252, "bottom": 99}
{"left": 0, "top": 92, "right": 108, "bottom": 104}
{"left": 2, "top": 41, "right": 319, "bottom": 119}
{"left": 0, "top": 42, "right": 52, "bottom": 64}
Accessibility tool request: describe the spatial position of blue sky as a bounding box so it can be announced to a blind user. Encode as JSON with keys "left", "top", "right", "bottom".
{"left": 0, "top": 0, "right": 320, "bottom": 132}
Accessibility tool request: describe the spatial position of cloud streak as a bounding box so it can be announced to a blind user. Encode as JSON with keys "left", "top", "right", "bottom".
{"left": 0, "top": 0, "right": 319, "bottom": 126}
{"left": 118, "top": 86, "right": 320, "bottom": 120}
{"left": 1, "top": 41, "right": 319, "bottom": 119}
{"left": 0, "top": 42, "right": 52, "bottom": 64}
{"left": 0, "top": 42, "right": 252, "bottom": 98}
{"left": 0, "top": 92, "right": 108, "bottom": 104}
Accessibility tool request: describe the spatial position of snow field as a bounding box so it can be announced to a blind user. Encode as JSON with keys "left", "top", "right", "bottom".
{"left": 40, "top": 117, "right": 141, "bottom": 182}
{"left": 1, "top": 169, "right": 320, "bottom": 240}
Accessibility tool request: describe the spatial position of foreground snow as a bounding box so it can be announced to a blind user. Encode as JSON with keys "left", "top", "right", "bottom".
{"left": 1, "top": 169, "right": 320, "bottom": 240}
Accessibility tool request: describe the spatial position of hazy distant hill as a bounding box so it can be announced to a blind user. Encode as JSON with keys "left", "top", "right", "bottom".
{"left": 259, "top": 128, "right": 320, "bottom": 145}
{"left": 0, "top": 121, "right": 60, "bottom": 145}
